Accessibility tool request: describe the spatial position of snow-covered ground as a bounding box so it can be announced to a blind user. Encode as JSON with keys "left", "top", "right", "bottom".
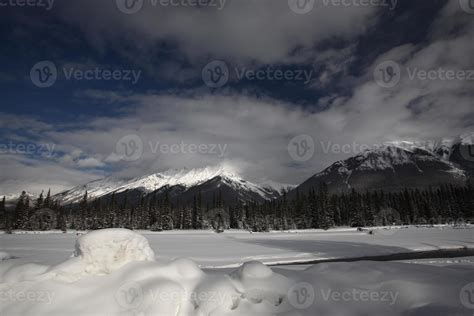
{"left": 0, "top": 227, "right": 473, "bottom": 315}
{"left": 1, "top": 226, "right": 473, "bottom": 268}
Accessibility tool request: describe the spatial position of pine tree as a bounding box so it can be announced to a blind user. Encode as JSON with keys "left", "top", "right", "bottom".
{"left": 318, "top": 183, "right": 334, "bottom": 230}
{"left": 183, "top": 208, "right": 192, "bottom": 229}
{"left": 14, "top": 191, "right": 30, "bottom": 230}
{"left": 192, "top": 195, "right": 198, "bottom": 229}
{"left": 308, "top": 188, "right": 319, "bottom": 228}
{"left": 79, "top": 191, "right": 88, "bottom": 230}
{"left": 43, "top": 189, "right": 52, "bottom": 209}
{"left": 349, "top": 189, "right": 363, "bottom": 227}
{"left": 193, "top": 191, "right": 203, "bottom": 229}
{"left": 34, "top": 191, "right": 44, "bottom": 210}
{"left": 0, "top": 196, "right": 9, "bottom": 233}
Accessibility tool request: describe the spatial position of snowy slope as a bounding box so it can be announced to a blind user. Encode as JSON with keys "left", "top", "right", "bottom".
{"left": 53, "top": 177, "right": 127, "bottom": 205}
{"left": 291, "top": 140, "right": 470, "bottom": 195}
{"left": 54, "top": 166, "right": 290, "bottom": 205}
{"left": 258, "top": 180, "right": 296, "bottom": 194}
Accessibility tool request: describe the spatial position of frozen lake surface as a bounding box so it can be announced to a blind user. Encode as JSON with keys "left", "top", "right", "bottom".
{"left": 1, "top": 226, "right": 473, "bottom": 268}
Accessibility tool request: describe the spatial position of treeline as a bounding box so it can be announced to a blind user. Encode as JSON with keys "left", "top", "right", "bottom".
{"left": 1, "top": 184, "right": 473, "bottom": 232}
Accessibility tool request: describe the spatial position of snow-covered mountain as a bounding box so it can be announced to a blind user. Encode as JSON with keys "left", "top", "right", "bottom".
{"left": 258, "top": 180, "right": 296, "bottom": 195}
{"left": 54, "top": 166, "right": 293, "bottom": 205}
{"left": 52, "top": 133, "right": 474, "bottom": 204}
{"left": 290, "top": 134, "right": 473, "bottom": 195}
{"left": 1, "top": 191, "right": 37, "bottom": 208}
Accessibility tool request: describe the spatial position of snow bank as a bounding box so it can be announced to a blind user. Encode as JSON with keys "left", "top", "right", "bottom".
{"left": 73, "top": 228, "right": 155, "bottom": 275}
{"left": 0, "top": 228, "right": 472, "bottom": 316}
{"left": 280, "top": 261, "right": 473, "bottom": 315}
{"left": 0, "top": 229, "right": 295, "bottom": 315}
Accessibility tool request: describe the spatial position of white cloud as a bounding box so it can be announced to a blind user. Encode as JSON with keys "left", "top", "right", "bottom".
{"left": 76, "top": 157, "right": 106, "bottom": 168}
{"left": 1, "top": 1, "right": 472, "bottom": 195}
{"left": 0, "top": 155, "right": 102, "bottom": 196}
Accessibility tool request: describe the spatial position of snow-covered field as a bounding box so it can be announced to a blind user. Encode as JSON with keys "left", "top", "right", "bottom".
{"left": 1, "top": 226, "right": 473, "bottom": 267}
{"left": 1, "top": 226, "right": 473, "bottom": 315}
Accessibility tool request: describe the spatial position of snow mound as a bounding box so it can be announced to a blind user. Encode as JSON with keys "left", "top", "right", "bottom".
{"left": 0, "top": 229, "right": 294, "bottom": 315}
{"left": 73, "top": 228, "right": 155, "bottom": 275}
{"left": 2, "top": 229, "right": 472, "bottom": 315}
{"left": 233, "top": 260, "right": 274, "bottom": 279}
{"left": 230, "top": 261, "right": 291, "bottom": 309}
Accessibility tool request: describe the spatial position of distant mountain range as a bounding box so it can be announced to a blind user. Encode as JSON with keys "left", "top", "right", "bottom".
{"left": 53, "top": 166, "right": 296, "bottom": 207}
{"left": 4, "top": 134, "right": 473, "bottom": 207}
{"left": 290, "top": 134, "right": 474, "bottom": 196}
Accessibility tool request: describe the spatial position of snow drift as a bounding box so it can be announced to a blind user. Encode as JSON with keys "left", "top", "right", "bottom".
{"left": 73, "top": 229, "right": 155, "bottom": 275}
{"left": 0, "top": 229, "right": 295, "bottom": 315}
{"left": 0, "top": 229, "right": 472, "bottom": 315}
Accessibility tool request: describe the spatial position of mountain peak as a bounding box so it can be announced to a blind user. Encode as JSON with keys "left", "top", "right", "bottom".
{"left": 54, "top": 164, "right": 287, "bottom": 205}
{"left": 292, "top": 137, "right": 470, "bottom": 195}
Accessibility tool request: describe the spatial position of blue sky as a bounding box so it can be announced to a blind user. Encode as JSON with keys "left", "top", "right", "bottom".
{"left": 0, "top": 0, "right": 473, "bottom": 195}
